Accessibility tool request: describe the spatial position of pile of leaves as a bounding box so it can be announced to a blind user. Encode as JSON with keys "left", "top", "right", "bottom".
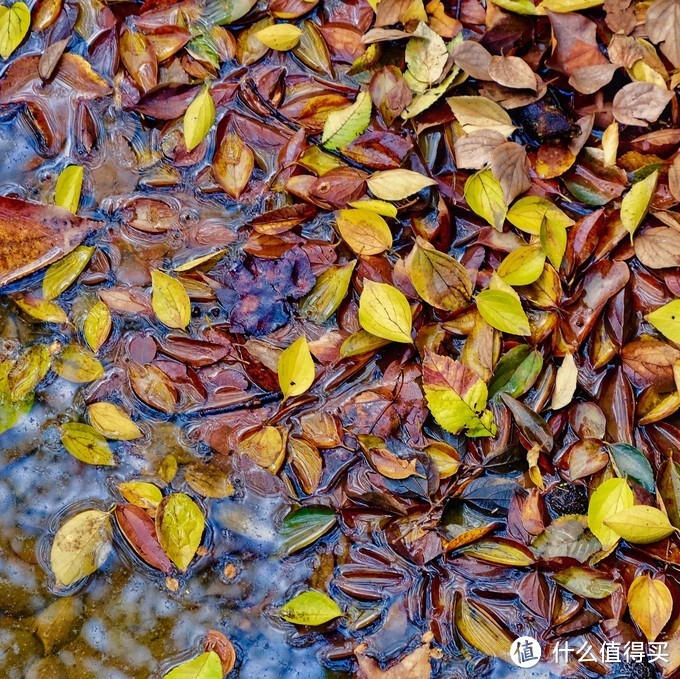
{"left": 1, "top": 0, "right": 680, "bottom": 676}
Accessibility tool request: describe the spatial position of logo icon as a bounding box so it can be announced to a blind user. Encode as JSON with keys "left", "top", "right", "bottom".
{"left": 510, "top": 636, "right": 542, "bottom": 668}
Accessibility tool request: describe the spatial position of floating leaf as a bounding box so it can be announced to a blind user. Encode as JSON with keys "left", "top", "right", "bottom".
{"left": 621, "top": 170, "right": 658, "bottom": 238}
{"left": 278, "top": 336, "right": 315, "bottom": 400}
{"left": 115, "top": 504, "right": 173, "bottom": 573}
{"left": 164, "top": 652, "right": 223, "bottom": 679}
{"left": 604, "top": 505, "right": 676, "bottom": 544}
{"left": 151, "top": 270, "right": 191, "bottom": 330}
{"left": 0, "top": 359, "right": 33, "bottom": 435}
{"left": 279, "top": 591, "right": 343, "bottom": 626}
{"left": 455, "top": 597, "right": 512, "bottom": 661}
{"left": 50, "top": 509, "right": 112, "bottom": 587}
{"left": 118, "top": 481, "right": 163, "bottom": 511}
{"left": 255, "top": 23, "right": 302, "bottom": 51}
{"left": 183, "top": 85, "right": 215, "bottom": 152}
{"left": 288, "top": 437, "right": 322, "bottom": 494}
{"left": 43, "top": 246, "right": 93, "bottom": 300}
{"left": 156, "top": 493, "right": 204, "bottom": 571}
{"left": 552, "top": 567, "right": 619, "bottom": 599}
{"left": 54, "top": 345, "right": 104, "bottom": 382}
{"left": 0, "top": 2, "right": 30, "bottom": 60}
{"left": 213, "top": 132, "right": 254, "bottom": 200}
{"left": 238, "top": 426, "right": 287, "bottom": 473}
{"left": 60, "top": 422, "right": 115, "bottom": 465}
{"left": 497, "top": 245, "right": 545, "bottom": 286}
{"left": 476, "top": 290, "right": 531, "bottom": 336}
{"left": 464, "top": 170, "right": 507, "bottom": 231}
{"left": 321, "top": 91, "right": 372, "bottom": 151}
{"left": 300, "top": 261, "right": 355, "bottom": 323}
{"left": 627, "top": 575, "right": 673, "bottom": 641}
{"left": 646, "top": 300, "right": 680, "bottom": 344}
{"left": 88, "top": 402, "right": 141, "bottom": 440}
{"left": 83, "top": 300, "right": 111, "bottom": 352}
{"left": 366, "top": 169, "right": 437, "bottom": 200}
{"left": 358, "top": 280, "right": 412, "bottom": 343}
{"left": 408, "top": 237, "right": 472, "bottom": 312}
{"left": 335, "top": 208, "right": 392, "bottom": 255}
{"left": 422, "top": 351, "right": 497, "bottom": 437}
{"left": 587, "top": 477, "right": 634, "bottom": 550}
{"left": 280, "top": 506, "right": 336, "bottom": 555}
{"left": 54, "top": 165, "right": 84, "bottom": 214}
{"left": 609, "top": 443, "right": 655, "bottom": 493}
{"left": 8, "top": 344, "right": 50, "bottom": 402}
{"left": 14, "top": 296, "right": 69, "bottom": 324}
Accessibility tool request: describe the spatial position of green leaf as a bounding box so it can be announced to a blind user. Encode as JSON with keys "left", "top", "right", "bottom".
{"left": 488, "top": 345, "right": 543, "bottom": 398}
{"left": 277, "top": 336, "right": 315, "bottom": 400}
{"left": 587, "top": 477, "right": 634, "bottom": 550}
{"left": 540, "top": 216, "right": 567, "bottom": 269}
{"left": 646, "top": 300, "right": 680, "bottom": 344}
{"left": 358, "top": 280, "right": 412, "bottom": 343}
{"left": 156, "top": 493, "right": 204, "bottom": 571}
{"left": 279, "top": 590, "right": 343, "bottom": 626}
{"left": 621, "top": 170, "right": 658, "bottom": 239}
{"left": 609, "top": 443, "right": 655, "bottom": 493}
{"left": 497, "top": 245, "right": 546, "bottom": 286}
{"left": 54, "top": 165, "right": 84, "bottom": 214}
{"left": 0, "top": 2, "right": 30, "bottom": 60}
{"left": 506, "top": 196, "right": 574, "bottom": 235}
{"left": 280, "top": 506, "right": 336, "bottom": 555}
{"left": 60, "top": 423, "right": 115, "bottom": 466}
{"left": 151, "top": 270, "right": 191, "bottom": 329}
{"left": 321, "top": 91, "right": 372, "bottom": 151}
{"left": 422, "top": 351, "right": 497, "bottom": 437}
{"left": 183, "top": 84, "right": 215, "bottom": 152}
{"left": 164, "top": 652, "right": 223, "bottom": 679}
{"left": 490, "top": 0, "right": 538, "bottom": 13}
{"left": 552, "top": 567, "right": 620, "bottom": 599}
{"left": 7, "top": 344, "right": 50, "bottom": 402}
{"left": 43, "top": 246, "right": 94, "bottom": 300}
{"left": 50, "top": 509, "right": 112, "bottom": 587}
{"left": 476, "top": 289, "right": 531, "bottom": 336}
{"left": 300, "top": 261, "right": 355, "bottom": 323}
{"left": 464, "top": 170, "right": 507, "bottom": 231}
{"left": 408, "top": 237, "right": 472, "bottom": 312}
{"left": 604, "top": 505, "right": 677, "bottom": 544}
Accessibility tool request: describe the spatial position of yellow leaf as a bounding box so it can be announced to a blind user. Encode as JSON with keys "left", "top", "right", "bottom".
{"left": 156, "top": 493, "right": 205, "bottom": 571}
{"left": 405, "top": 21, "right": 448, "bottom": 86}
{"left": 540, "top": 215, "right": 567, "bottom": 268}
{"left": 61, "top": 422, "right": 115, "bottom": 465}
{"left": 0, "top": 1, "right": 30, "bottom": 60}
{"left": 538, "top": 0, "right": 603, "bottom": 11}
{"left": 621, "top": 170, "right": 658, "bottom": 239}
{"left": 238, "top": 426, "right": 287, "bottom": 473}
{"left": 335, "top": 208, "right": 392, "bottom": 255}
{"left": 551, "top": 351, "right": 578, "bottom": 410}
{"left": 476, "top": 289, "right": 531, "bottom": 336}
{"left": 278, "top": 336, "right": 315, "bottom": 400}
{"left": 50, "top": 509, "right": 112, "bottom": 587}
{"left": 604, "top": 505, "right": 677, "bottom": 544}
{"left": 14, "top": 296, "right": 69, "bottom": 324}
{"left": 321, "top": 91, "right": 372, "bottom": 150}
{"left": 602, "top": 121, "right": 619, "bottom": 166}
{"left": 54, "top": 165, "right": 84, "bottom": 214}
{"left": 8, "top": 344, "right": 50, "bottom": 402}
{"left": 300, "top": 261, "right": 355, "bottom": 323}
{"left": 367, "top": 169, "right": 437, "bottom": 201}
{"left": 358, "top": 280, "right": 412, "bottom": 343}
{"left": 587, "top": 477, "right": 634, "bottom": 550}
{"left": 490, "top": 0, "right": 538, "bottom": 13}
{"left": 646, "top": 299, "right": 680, "bottom": 343}
{"left": 340, "top": 329, "right": 391, "bottom": 357}
{"left": 88, "top": 402, "right": 142, "bottom": 440}
{"left": 280, "top": 590, "right": 343, "bottom": 626}
{"left": 83, "top": 300, "right": 111, "bottom": 353}
{"left": 255, "top": 23, "right": 302, "bottom": 50}
{"left": 183, "top": 84, "right": 215, "bottom": 152}
{"left": 173, "top": 249, "right": 227, "bottom": 272}
{"left": 464, "top": 170, "right": 507, "bottom": 231}
{"left": 627, "top": 575, "right": 673, "bottom": 641}
{"left": 118, "top": 481, "right": 163, "bottom": 511}
{"left": 506, "top": 196, "right": 574, "bottom": 235}
{"left": 151, "top": 270, "right": 191, "bottom": 329}
{"left": 43, "top": 246, "right": 94, "bottom": 300}
{"left": 54, "top": 345, "right": 104, "bottom": 382}
{"left": 164, "top": 652, "right": 223, "bottom": 679}
{"left": 497, "top": 245, "right": 546, "bottom": 286}
{"left": 447, "top": 96, "right": 517, "bottom": 137}
{"left": 348, "top": 199, "right": 398, "bottom": 218}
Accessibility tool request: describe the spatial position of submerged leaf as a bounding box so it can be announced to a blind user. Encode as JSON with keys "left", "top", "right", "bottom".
{"left": 164, "top": 652, "right": 222, "bottom": 679}
{"left": 279, "top": 591, "right": 343, "bottom": 626}
{"left": 54, "top": 165, "right": 84, "bottom": 214}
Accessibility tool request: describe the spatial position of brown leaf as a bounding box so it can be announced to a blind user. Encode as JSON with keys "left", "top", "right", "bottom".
{"left": 568, "top": 64, "right": 618, "bottom": 95}
{"left": 39, "top": 39, "right": 69, "bottom": 81}
{"left": 451, "top": 40, "right": 491, "bottom": 80}
{"left": 605, "top": 0, "right": 636, "bottom": 34}
{"left": 488, "top": 56, "right": 536, "bottom": 91}
{"left": 669, "top": 155, "right": 680, "bottom": 202}
{"left": 213, "top": 130, "right": 255, "bottom": 199}
{"left": 647, "top": 0, "right": 680, "bottom": 68}
{"left": 490, "top": 141, "right": 531, "bottom": 204}
{"left": 355, "top": 632, "right": 434, "bottom": 679}
{"left": 115, "top": 504, "right": 173, "bottom": 573}
{"left": 454, "top": 129, "right": 505, "bottom": 170}
{"left": 0, "top": 197, "right": 103, "bottom": 287}
{"left": 369, "top": 66, "right": 412, "bottom": 125}
{"left": 621, "top": 339, "right": 680, "bottom": 391}
{"left": 204, "top": 629, "right": 236, "bottom": 676}
{"left": 612, "top": 83, "right": 674, "bottom": 126}
{"left": 547, "top": 11, "right": 609, "bottom": 77}
{"left": 635, "top": 227, "right": 680, "bottom": 269}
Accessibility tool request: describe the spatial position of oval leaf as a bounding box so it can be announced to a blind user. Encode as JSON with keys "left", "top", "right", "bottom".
{"left": 279, "top": 590, "right": 343, "bottom": 626}
{"left": 358, "top": 280, "right": 412, "bottom": 343}
{"left": 277, "top": 336, "right": 315, "bottom": 400}
{"left": 151, "top": 270, "right": 191, "bottom": 329}
{"left": 156, "top": 493, "right": 205, "bottom": 571}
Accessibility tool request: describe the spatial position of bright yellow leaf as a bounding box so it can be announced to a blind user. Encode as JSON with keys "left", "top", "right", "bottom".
{"left": 55, "top": 165, "right": 84, "bottom": 214}
{"left": 464, "top": 170, "right": 507, "bottom": 231}
{"left": 335, "top": 208, "right": 392, "bottom": 255}
{"left": 321, "top": 91, "right": 372, "bottom": 150}
{"left": 604, "top": 505, "right": 677, "bottom": 544}
{"left": 0, "top": 2, "right": 30, "bottom": 60}
{"left": 88, "top": 402, "right": 142, "bottom": 440}
{"left": 358, "top": 280, "right": 412, "bottom": 343}
{"left": 151, "top": 270, "right": 191, "bottom": 329}
{"left": 277, "top": 336, "right": 315, "bottom": 400}
{"left": 255, "top": 23, "right": 302, "bottom": 51}
{"left": 366, "top": 169, "right": 437, "bottom": 201}
{"left": 587, "top": 477, "right": 634, "bottom": 550}
{"left": 627, "top": 575, "right": 673, "bottom": 641}
{"left": 183, "top": 84, "right": 215, "bottom": 152}
{"left": 621, "top": 170, "right": 658, "bottom": 239}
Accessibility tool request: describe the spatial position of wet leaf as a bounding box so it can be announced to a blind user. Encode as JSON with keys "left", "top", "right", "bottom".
{"left": 551, "top": 352, "right": 578, "bottom": 410}
{"left": 118, "top": 481, "right": 163, "bottom": 511}
{"left": 156, "top": 493, "right": 205, "bottom": 571}
{"left": 540, "top": 215, "right": 567, "bottom": 268}
{"left": 213, "top": 132, "right": 254, "bottom": 199}
{"left": 60, "top": 422, "right": 115, "bottom": 465}
{"left": 288, "top": 437, "right": 322, "bottom": 494}
{"left": 476, "top": 290, "right": 531, "bottom": 336}
{"left": 14, "top": 296, "right": 69, "bottom": 324}
{"left": 621, "top": 170, "right": 658, "bottom": 238}
{"left": 54, "top": 345, "right": 104, "bottom": 382}
{"left": 609, "top": 443, "right": 655, "bottom": 493}
{"left": 646, "top": 300, "right": 680, "bottom": 343}
{"left": 300, "top": 261, "right": 355, "bottom": 322}
{"left": 464, "top": 170, "right": 507, "bottom": 231}
{"left": 552, "top": 567, "right": 619, "bottom": 598}
{"left": 506, "top": 196, "right": 574, "bottom": 235}
{"left": 116, "top": 504, "right": 173, "bottom": 573}
{"left": 532, "top": 515, "right": 601, "bottom": 562}
{"left": 83, "top": 300, "right": 111, "bottom": 353}
{"left": 54, "top": 165, "right": 84, "bottom": 214}
{"left": 50, "top": 509, "right": 112, "bottom": 587}
{"left": 43, "top": 245, "right": 93, "bottom": 300}
{"left": 151, "top": 270, "right": 191, "bottom": 330}
{"left": 335, "top": 208, "right": 392, "bottom": 255}
{"left": 366, "top": 169, "right": 436, "bottom": 200}
{"left": 604, "top": 505, "right": 676, "bottom": 543}
{"left": 279, "top": 590, "right": 343, "bottom": 626}
{"left": 488, "top": 345, "right": 543, "bottom": 398}
{"left": 659, "top": 460, "right": 680, "bottom": 528}
{"left": 321, "top": 90, "right": 372, "bottom": 151}
{"left": 280, "top": 506, "right": 336, "bottom": 555}
{"left": 0, "top": 359, "right": 33, "bottom": 434}
{"left": 355, "top": 632, "right": 434, "bottom": 679}
{"left": 455, "top": 597, "right": 512, "bottom": 661}
{"left": 358, "top": 280, "right": 412, "bottom": 344}
{"left": 32, "top": 597, "right": 82, "bottom": 654}
{"left": 255, "top": 23, "right": 302, "bottom": 51}
{"left": 164, "top": 651, "right": 222, "bottom": 679}
{"left": 278, "top": 336, "right": 315, "bottom": 400}
{"left": 0, "top": 2, "right": 30, "bottom": 60}
{"left": 422, "top": 351, "right": 497, "bottom": 437}
{"left": 183, "top": 85, "right": 215, "bottom": 152}
{"left": 239, "top": 426, "right": 287, "bottom": 473}
{"left": 129, "top": 363, "right": 178, "bottom": 413}
{"left": 498, "top": 245, "right": 545, "bottom": 286}
{"left": 185, "top": 463, "right": 234, "bottom": 499}
{"left": 461, "top": 539, "right": 534, "bottom": 566}
{"left": 87, "top": 402, "right": 141, "bottom": 440}
{"left": 627, "top": 575, "right": 673, "bottom": 641}
{"left": 8, "top": 344, "right": 50, "bottom": 402}
{"left": 587, "top": 477, "right": 634, "bottom": 550}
